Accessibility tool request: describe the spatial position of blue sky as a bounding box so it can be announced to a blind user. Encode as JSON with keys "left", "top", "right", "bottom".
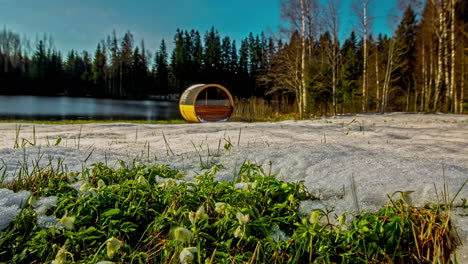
{"left": 0, "top": 0, "right": 399, "bottom": 54}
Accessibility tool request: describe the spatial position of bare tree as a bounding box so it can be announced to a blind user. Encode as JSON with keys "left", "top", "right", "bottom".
{"left": 323, "top": 0, "right": 341, "bottom": 115}
{"left": 353, "top": 0, "right": 372, "bottom": 112}
{"left": 450, "top": 0, "right": 456, "bottom": 112}
{"left": 381, "top": 39, "right": 396, "bottom": 113}
{"left": 260, "top": 33, "right": 304, "bottom": 113}
{"left": 278, "top": 0, "right": 320, "bottom": 118}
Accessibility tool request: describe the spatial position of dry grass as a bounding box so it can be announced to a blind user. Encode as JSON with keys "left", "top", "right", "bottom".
{"left": 231, "top": 97, "right": 299, "bottom": 121}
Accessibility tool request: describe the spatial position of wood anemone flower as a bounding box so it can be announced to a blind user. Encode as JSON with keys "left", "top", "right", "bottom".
{"left": 174, "top": 227, "right": 192, "bottom": 242}
{"left": 51, "top": 245, "right": 67, "bottom": 264}
{"left": 236, "top": 212, "right": 250, "bottom": 225}
{"left": 309, "top": 210, "right": 320, "bottom": 225}
{"left": 214, "top": 202, "right": 227, "bottom": 214}
{"left": 60, "top": 215, "right": 75, "bottom": 230}
{"left": 179, "top": 247, "right": 198, "bottom": 264}
{"left": 106, "top": 237, "right": 123, "bottom": 259}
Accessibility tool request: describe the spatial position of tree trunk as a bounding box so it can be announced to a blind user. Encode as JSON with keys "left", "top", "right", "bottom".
{"left": 443, "top": 0, "right": 450, "bottom": 112}
{"left": 421, "top": 46, "right": 426, "bottom": 112}
{"left": 427, "top": 47, "right": 434, "bottom": 112}
{"left": 382, "top": 39, "right": 395, "bottom": 113}
{"left": 300, "top": 0, "right": 307, "bottom": 118}
{"left": 361, "top": 1, "right": 368, "bottom": 112}
{"left": 375, "top": 47, "right": 380, "bottom": 112}
{"left": 461, "top": 40, "right": 465, "bottom": 114}
{"left": 433, "top": 5, "right": 444, "bottom": 112}
{"left": 450, "top": 0, "right": 456, "bottom": 113}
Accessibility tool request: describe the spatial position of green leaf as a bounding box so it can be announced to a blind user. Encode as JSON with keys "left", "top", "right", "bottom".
{"left": 102, "top": 208, "right": 121, "bottom": 218}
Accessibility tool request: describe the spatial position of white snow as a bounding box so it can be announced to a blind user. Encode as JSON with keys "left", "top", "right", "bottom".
{"left": 0, "top": 113, "right": 467, "bottom": 260}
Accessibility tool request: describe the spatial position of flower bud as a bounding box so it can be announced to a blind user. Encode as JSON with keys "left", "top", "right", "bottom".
{"left": 195, "top": 205, "right": 208, "bottom": 221}
{"left": 236, "top": 212, "right": 250, "bottom": 225}
{"left": 309, "top": 210, "right": 320, "bottom": 225}
{"left": 179, "top": 247, "right": 197, "bottom": 264}
{"left": 60, "top": 216, "right": 75, "bottom": 230}
{"left": 98, "top": 179, "right": 106, "bottom": 189}
{"left": 51, "top": 245, "right": 67, "bottom": 264}
{"left": 401, "top": 191, "right": 414, "bottom": 206}
{"left": 174, "top": 227, "right": 192, "bottom": 242}
{"left": 214, "top": 202, "right": 227, "bottom": 214}
{"left": 233, "top": 226, "right": 243, "bottom": 238}
{"left": 106, "top": 237, "right": 123, "bottom": 259}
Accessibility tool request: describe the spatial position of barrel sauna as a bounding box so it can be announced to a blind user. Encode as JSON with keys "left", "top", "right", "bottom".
{"left": 179, "top": 84, "right": 234, "bottom": 123}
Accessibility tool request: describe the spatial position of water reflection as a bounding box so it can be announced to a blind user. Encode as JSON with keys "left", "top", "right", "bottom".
{"left": 0, "top": 95, "right": 181, "bottom": 121}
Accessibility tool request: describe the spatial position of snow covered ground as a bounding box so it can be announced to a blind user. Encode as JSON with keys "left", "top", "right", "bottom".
{"left": 1, "top": 113, "right": 467, "bottom": 260}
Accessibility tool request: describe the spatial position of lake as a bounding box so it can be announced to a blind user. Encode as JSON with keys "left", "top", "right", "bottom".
{"left": 0, "top": 95, "right": 182, "bottom": 121}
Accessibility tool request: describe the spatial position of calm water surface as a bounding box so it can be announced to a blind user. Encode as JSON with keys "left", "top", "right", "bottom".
{"left": 0, "top": 95, "right": 181, "bottom": 121}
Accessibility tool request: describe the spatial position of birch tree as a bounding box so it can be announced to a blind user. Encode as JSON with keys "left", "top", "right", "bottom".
{"left": 323, "top": 0, "right": 341, "bottom": 115}
{"left": 279, "top": 0, "right": 320, "bottom": 118}
{"left": 353, "top": 0, "right": 372, "bottom": 112}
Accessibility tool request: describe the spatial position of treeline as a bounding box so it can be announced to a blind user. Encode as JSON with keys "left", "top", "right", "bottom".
{"left": 0, "top": 0, "right": 466, "bottom": 115}
{"left": 265, "top": 0, "right": 467, "bottom": 116}
{"left": 0, "top": 27, "right": 273, "bottom": 98}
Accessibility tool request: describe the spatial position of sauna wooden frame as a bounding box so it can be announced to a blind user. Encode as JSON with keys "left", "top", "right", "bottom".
{"left": 179, "top": 84, "right": 234, "bottom": 123}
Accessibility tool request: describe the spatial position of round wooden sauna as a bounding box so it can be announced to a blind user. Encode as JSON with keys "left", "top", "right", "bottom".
{"left": 179, "top": 84, "right": 234, "bottom": 123}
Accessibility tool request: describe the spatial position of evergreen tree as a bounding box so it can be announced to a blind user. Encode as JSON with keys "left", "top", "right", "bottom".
{"left": 120, "top": 31, "right": 134, "bottom": 97}
{"left": 154, "top": 39, "right": 169, "bottom": 94}
{"left": 229, "top": 40, "right": 238, "bottom": 73}
{"left": 392, "top": 6, "right": 418, "bottom": 111}
{"left": 132, "top": 46, "right": 147, "bottom": 97}
{"left": 341, "top": 31, "right": 360, "bottom": 111}
{"left": 203, "top": 27, "right": 221, "bottom": 78}
{"left": 221, "top": 36, "right": 232, "bottom": 72}
{"left": 92, "top": 43, "right": 107, "bottom": 97}
{"left": 31, "top": 40, "right": 47, "bottom": 84}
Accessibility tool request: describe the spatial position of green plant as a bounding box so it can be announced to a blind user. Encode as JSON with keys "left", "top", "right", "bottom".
{"left": 0, "top": 162, "right": 462, "bottom": 263}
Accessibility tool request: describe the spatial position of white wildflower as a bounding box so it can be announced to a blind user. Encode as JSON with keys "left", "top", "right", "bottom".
{"left": 195, "top": 205, "right": 208, "bottom": 220}
{"left": 136, "top": 176, "right": 148, "bottom": 185}
{"left": 174, "top": 227, "right": 192, "bottom": 242}
{"left": 179, "top": 247, "right": 197, "bottom": 264}
{"left": 236, "top": 212, "right": 250, "bottom": 225}
{"left": 233, "top": 226, "right": 243, "bottom": 238}
{"left": 214, "top": 202, "right": 227, "bottom": 214}
{"left": 337, "top": 214, "right": 347, "bottom": 231}
{"left": 309, "top": 210, "right": 320, "bottom": 225}
{"left": 60, "top": 215, "right": 76, "bottom": 230}
{"left": 188, "top": 212, "right": 196, "bottom": 225}
{"left": 51, "top": 245, "right": 67, "bottom": 264}
{"left": 79, "top": 182, "right": 90, "bottom": 192}
{"left": 106, "top": 237, "right": 123, "bottom": 259}
{"left": 97, "top": 179, "right": 106, "bottom": 189}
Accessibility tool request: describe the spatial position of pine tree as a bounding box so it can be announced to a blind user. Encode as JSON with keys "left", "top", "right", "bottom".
{"left": 392, "top": 5, "right": 418, "bottom": 111}
{"left": 120, "top": 31, "right": 134, "bottom": 97}
{"left": 203, "top": 27, "right": 221, "bottom": 78}
{"left": 155, "top": 39, "right": 169, "bottom": 94}
{"left": 341, "top": 31, "right": 360, "bottom": 112}
{"left": 92, "top": 43, "right": 107, "bottom": 97}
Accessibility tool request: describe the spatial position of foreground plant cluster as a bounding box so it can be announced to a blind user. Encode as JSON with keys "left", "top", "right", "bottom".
{"left": 0, "top": 162, "right": 460, "bottom": 263}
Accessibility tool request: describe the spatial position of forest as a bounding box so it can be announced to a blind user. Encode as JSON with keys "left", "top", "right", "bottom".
{"left": 0, "top": 0, "right": 466, "bottom": 116}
